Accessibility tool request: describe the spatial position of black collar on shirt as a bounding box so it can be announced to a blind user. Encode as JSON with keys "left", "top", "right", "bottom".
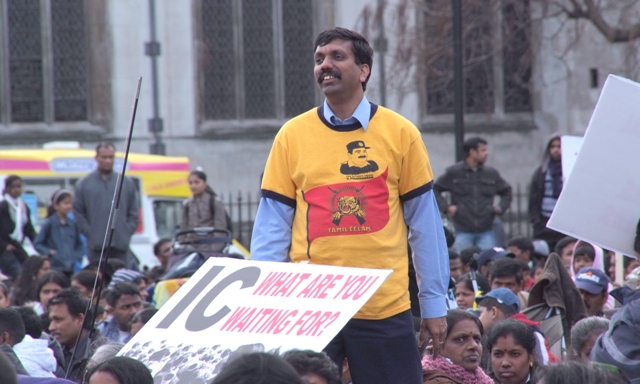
{"left": 317, "top": 103, "right": 379, "bottom": 131}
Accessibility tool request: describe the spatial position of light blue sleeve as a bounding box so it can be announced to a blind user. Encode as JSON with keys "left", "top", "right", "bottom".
{"left": 403, "top": 189, "right": 450, "bottom": 319}
{"left": 250, "top": 197, "right": 294, "bottom": 262}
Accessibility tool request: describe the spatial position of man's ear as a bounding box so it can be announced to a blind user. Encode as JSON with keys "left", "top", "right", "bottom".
{"left": 490, "top": 307, "right": 499, "bottom": 320}
{"left": 0, "top": 331, "right": 9, "bottom": 345}
{"left": 359, "top": 64, "right": 370, "bottom": 84}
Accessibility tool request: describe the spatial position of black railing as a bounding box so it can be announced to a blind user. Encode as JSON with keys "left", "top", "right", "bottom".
{"left": 223, "top": 184, "right": 534, "bottom": 250}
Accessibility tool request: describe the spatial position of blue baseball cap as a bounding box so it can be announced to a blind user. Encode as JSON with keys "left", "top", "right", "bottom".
{"left": 575, "top": 267, "right": 609, "bottom": 294}
{"left": 474, "top": 248, "right": 513, "bottom": 269}
{"left": 475, "top": 287, "right": 521, "bottom": 313}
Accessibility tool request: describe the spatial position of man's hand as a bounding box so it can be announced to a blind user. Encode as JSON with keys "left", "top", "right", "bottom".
{"left": 5, "top": 244, "right": 15, "bottom": 252}
{"left": 419, "top": 317, "right": 447, "bottom": 358}
{"left": 493, "top": 206, "right": 501, "bottom": 214}
{"left": 446, "top": 205, "right": 457, "bottom": 217}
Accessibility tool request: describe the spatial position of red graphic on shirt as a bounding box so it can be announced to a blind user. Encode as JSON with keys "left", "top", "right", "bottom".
{"left": 303, "top": 168, "right": 390, "bottom": 245}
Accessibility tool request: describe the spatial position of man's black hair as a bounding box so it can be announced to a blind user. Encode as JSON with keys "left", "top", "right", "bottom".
{"left": 72, "top": 270, "right": 101, "bottom": 293}
{"left": 12, "top": 306, "right": 42, "bottom": 339}
{"left": 462, "top": 137, "right": 487, "bottom": 158}
{"left": 460, "top": 245, "right": 481, "bottom": 266}
{"left": 455, "top": 272, "right": 491, "bottom": 295}
{"left": 282, "top": 350, "right": 341, "bottom": 384}
{"left": 554, "top": 236, "right": 577, "bottom": 255}
{"left": 507, "top": 236, "right": 535, "bottom": 255}
{"left": 105, "top": 282, "right": 141, "bottom": 307}
{"left": 574, "top": 243, "right": 596, "bottom": 262}
{"left": 213, "top": 352, "right": 303, "bottom": 384}
{"left": 95, "top": 141, "right": 115, "bottom": 155}
{"left": 313, "top": 27, "right": 373, "bottom": 91}
{"left": 0, "top": 308, "right": 26, "bottom": 346}
{"left": 489, "top": 258, "right": 524, "bottom": 284}
{"left": 153, "top": 238, "right": 172, "bottom": 256}
{"left": 448, "top": 249, "right": 460, "bottom": 261}
{"left": 86, "top": 356, "right": 153, "bottom": 384}
{"left": 478, "top": 297, "right": 517, "bottom": 317}
{"left": 131, "top": 307, "right": 157, "bottom": 326}
{"left": 47, "top": 288, "right": 92, "bottom": 330}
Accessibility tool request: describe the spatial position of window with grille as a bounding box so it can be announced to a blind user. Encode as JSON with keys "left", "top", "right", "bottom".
{"left": 423, "top": 0, "right": 531, "bottom": 116}
{"left": 0, "top": 0, "right": 88, "bottom": 124}
{"left": 200, "top": 0, "right": 315, "bottom": 121}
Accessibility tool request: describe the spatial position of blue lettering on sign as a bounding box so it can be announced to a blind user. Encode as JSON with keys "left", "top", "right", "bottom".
{"left": 49, "top": 158, "right": 127, "bottom": 173}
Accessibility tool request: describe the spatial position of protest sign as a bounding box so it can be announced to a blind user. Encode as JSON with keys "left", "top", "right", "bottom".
{"left": 120, "top": 258, "right": 391, "bottom": 383}
{"left": 548, "top": 75, "right": 640, "bottom": 257}
{"left": 560, "top": 135, "right": 583, "bottom": 182}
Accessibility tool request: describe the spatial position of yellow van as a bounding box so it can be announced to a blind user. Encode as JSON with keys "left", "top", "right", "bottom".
{"left": 0, "top": 144, "right": 191, "bottom": 269}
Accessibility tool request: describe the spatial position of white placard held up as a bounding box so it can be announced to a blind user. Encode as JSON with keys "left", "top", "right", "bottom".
{"left": 548, "top": 75, "right": 640, "bottom": 257}
{"left": 560, "top": 135, "right": 583, "bottom": 182}
{"left": 120, "top": 258, "right": 391, "bottom": 383}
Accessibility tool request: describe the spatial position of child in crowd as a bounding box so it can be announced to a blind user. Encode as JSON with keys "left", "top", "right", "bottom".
{"left": 34, "top": 189, "right": 83, "bottom": 278}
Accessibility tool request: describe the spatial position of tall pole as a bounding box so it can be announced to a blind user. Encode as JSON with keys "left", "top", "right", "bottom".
{"left": 374, "top": 0, "right": 387, "bottom": 106}
{"left": 146, "top": 0, "right": 165, "bottom": 155}
{"left": 452, "top": 0, "right": 464, "bottom": 162}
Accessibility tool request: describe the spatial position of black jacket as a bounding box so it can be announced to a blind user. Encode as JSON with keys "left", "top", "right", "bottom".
{"left": 0, "top": 200, "right": 36, "bottom": 259}
{"left": 528, "top": 165, "right": 547, "bottom": 234}
{"left": 434, "top": 162, "right": 512, "bottom": 233}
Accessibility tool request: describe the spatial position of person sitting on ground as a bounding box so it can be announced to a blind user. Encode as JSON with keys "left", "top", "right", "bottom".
{"left": 11, "top": 256, "right": 51, "bottom": 307}
{"left": 212, "top": 352, "right": 304, "bottom": 384}
{"left": 531, "top": 262, "right": 545, "bottom": 286}
{"left": 11, "top": 306, "right": 57, "bottom": 378}
{"left": 85, "top": 356, "right": 153, "bottom": 384}
{"left": 459, "top": 246, "right": 481, "bottom": 276}
{"left": 70, "top": 270, "right": 100, "bottom": 299}
{"left": 108, "top": 270, "right": 149, "bottom": 301}
{"left": 488, "top": 258, "right": 529, "bottom": 311}
{"left": 570, "top": 316, "right": 609, "bottom": 361}
{"left": 282, "top": 349, "right": 341, "bottom": 384}
{"left": 554, "top": 236, "right": 577, "bottom": 272}
{"left": 84, "top": 343, "right": 125, "bottom": 379}
{"left": 476, "top": 288, "right": 520, "bottom": 333}
{"left": 507, "top": 237, "right": 534, "bottom": 266}
{"left": 0, "top": 308, "right": 28, "bottom": 375}
{"left": 421, "top": 309, "right": 493, "bottom": 384}
{"left": 28, "top": 271, "right": 70, "bottom": 315}
{"left": 485, "top": 319, "right": 538, "bottom": 384}
{"left": 575, "top": 267, "right": 610, "bottom": 317}
{"left": 129, "top": 307, "right": 157, "bottom": 337}
{"left": 454, "top": 273, "right": 491, "bottom": 311}
{"left": 0, "top": 350, "right": 17, "bottom": 384}
{"left": 474, "top": 248, "right": 510, "bottom": 278}
{"left": 13, "top": 306, "right": 64, "bottom": 378}
{"left": 0, "top": 282, "right": 11, "bottom": 308}
{"left": 147, "top": 238, "right": 172, "bottom": 283}
{"left": 47, "top": 288, "right": 105, "bottom": 383}
{"left": 98, "top": 282, "right": 142, "bottom": 343}
{"left": 536, "top": 360, "right": 631, "bottom": 384}
{"left": 448, "top": 249, "right": 463, "bottom": 281}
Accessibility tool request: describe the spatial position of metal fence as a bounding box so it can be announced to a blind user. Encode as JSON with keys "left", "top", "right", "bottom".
{"left": 224, "top": 184, "right": 533, "bottom": 250}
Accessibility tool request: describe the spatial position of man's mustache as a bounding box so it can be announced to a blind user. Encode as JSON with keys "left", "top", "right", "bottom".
{"left": 317, "top": 70, "right": 342, "bottom": 84}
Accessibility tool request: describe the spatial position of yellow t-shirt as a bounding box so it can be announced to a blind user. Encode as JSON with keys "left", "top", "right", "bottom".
{"left": 261, "top": 104, "right": 435, "bottom": 319}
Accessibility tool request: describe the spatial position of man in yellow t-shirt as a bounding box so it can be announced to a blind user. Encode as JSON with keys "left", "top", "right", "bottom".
{"left": 251, "top": 27, "right": 449, "bottom": 384}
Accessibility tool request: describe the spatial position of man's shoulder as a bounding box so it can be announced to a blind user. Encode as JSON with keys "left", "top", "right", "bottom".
{"left": 443, "top": 161, "right": 466, "bottom": 174}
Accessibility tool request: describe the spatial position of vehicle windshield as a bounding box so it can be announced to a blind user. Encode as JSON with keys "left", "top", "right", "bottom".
{"left": 153, "top": 199, "right": 183, "bottom": 239}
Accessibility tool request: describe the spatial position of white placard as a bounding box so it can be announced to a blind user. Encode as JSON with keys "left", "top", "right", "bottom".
{"left": 560, "top": 135, "right": 583, "bottom": 182}
{"left": 120, "top": 258, "right": 391, "bottom": 383}
{"left": 548, "top": 75, "right": 640, "bottom": 257}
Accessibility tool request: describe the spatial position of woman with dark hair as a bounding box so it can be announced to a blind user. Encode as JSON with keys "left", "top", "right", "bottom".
{"left": 27, "top": 271, "right": 70, "bottom": 315}
{"left": 455, "top": 273, "right": 491, "bottom": 310}
{"left": 212, "top": 352, "right": 303, "bottom": 384}
{"left": 180, "top": 170, "right": 230, "bottom": 252}
{"left": 71, "top": 270, "right": 101, "bottom": 298}
{"left": 422, "top": 309, "right": 493, "bottom": 384}
{"left": 34, "top": 189, "right": 83, "bottom": 277}
{"left": 0, "top": 175, "right": 37, "bottom": 279}
{"left": 86, "top": 356, "right": 153, "bottom": 384}
{"left": 485, "top": 319, "right": 537, "bottom": 384}
{"left": 11, "top": 255, "right": 51, "bottom": 306}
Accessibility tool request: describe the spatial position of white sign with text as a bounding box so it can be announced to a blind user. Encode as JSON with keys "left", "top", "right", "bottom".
{"left": 120, "top": 258, "right": 391, "bottom": 383}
